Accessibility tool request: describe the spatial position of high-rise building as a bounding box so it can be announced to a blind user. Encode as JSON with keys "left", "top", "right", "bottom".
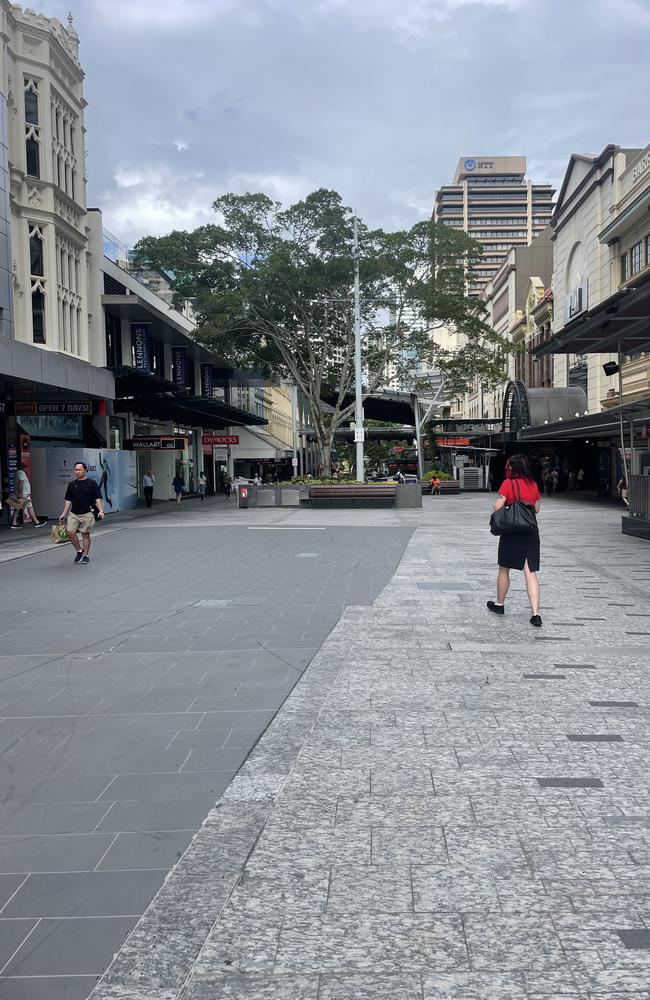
{"left": 433, "top": 156, "right": 555, "bottom": 295}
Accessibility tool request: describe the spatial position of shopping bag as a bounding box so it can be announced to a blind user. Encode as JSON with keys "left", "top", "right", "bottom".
{"left": 50, "top": 523, "right": 69, "bottom": 544}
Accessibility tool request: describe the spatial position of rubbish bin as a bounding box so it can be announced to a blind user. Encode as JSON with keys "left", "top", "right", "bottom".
{"left": 238, "top": 485, "right": 250, "bottom": 509}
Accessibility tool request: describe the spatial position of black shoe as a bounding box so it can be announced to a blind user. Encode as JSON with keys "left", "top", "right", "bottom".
{"left": 487, "top": 601, "right": 504, "bottom": 616}
{"left": 530, "top": 614, "right": 542, "bottom": 628}
{"left": 74, "top": 551, "right": 83, "bottom": 564}
{"left": 82, "top": 555, "right": 90, "bottom": 565}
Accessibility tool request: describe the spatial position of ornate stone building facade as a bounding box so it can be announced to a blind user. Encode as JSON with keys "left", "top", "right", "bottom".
{"left": 0, "top": 3, "right": 93, "bottom": 361}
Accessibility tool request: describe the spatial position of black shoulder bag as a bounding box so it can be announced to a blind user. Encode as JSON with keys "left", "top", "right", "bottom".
{"left": 489, "top": 480, "right": 537, "bottom": 536}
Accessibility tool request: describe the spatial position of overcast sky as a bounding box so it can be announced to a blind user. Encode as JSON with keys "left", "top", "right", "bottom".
{"left": 37, "top": 0, "right": 648, "bottom": 246}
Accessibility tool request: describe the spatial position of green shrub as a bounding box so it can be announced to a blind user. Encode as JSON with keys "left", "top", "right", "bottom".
{"left": 423, "top": 469, "right": 454, "bottom": 481}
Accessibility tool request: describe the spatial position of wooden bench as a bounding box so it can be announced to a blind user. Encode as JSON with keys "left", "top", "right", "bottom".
{"left": 309, "top": 484, "right": 398, "bottom": 507}
{"left": 421, "top": 479, "right": 460, "bottom": 495}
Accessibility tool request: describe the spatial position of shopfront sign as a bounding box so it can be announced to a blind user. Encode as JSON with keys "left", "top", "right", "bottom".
{"left": 131, "top": 323, "right": 151, "bottom": 372}
{"left": 124, "top": 437, "right": 187, "bottom": 451}
{"left": 436, "top": 437, "right": 471, "bottom": 447}
{"left": 200, "top": 363, "right": 214, "bottom": 397}
{"left": 15, "top": 400, "right": 93, "bottom": 415}
{"left": 202, "top": 434, "right": 239, "bottom": 446}
{"left": 172, "top": 347, "right": 187, "bottom": 387}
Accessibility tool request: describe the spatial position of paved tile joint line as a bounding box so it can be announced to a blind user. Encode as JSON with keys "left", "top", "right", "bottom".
{"left": 7, "top": 497, "right": 650, "bottom": 999}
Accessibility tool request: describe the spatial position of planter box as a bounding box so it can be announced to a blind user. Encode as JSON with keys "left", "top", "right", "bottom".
{"left": 253, "top": 486, "right": 309, "bottom": 508}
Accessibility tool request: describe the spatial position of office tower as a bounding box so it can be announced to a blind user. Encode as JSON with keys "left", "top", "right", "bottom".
{"left": 434, "top": 157, "right": 555, "bottom": 296}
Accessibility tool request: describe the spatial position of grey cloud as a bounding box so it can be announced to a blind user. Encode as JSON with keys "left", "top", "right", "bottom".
{"left": 38, "top": 0, "right": 648, "bottom": 243}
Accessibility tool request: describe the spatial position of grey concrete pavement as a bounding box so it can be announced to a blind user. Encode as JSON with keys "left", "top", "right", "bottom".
{"left": 0, "top": 505, "right": 411, "bottom": 999}
{"left": 81, "top": 493, "right": 650, "bottom": 1000}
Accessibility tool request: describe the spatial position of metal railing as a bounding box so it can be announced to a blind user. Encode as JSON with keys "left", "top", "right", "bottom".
{"left": 628, "top": 475, "right": 650, "bottom": 520}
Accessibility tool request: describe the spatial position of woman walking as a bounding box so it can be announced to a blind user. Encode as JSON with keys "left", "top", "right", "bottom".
{"left": 487, "top": 454, "right": 543, "bottom": 627}
{"left": 172, "top": 472, "right": 184, "bottom": 504}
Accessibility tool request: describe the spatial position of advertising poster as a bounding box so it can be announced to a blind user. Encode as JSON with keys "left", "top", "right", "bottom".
{"left": 37, "top": 449, "right": 139, "bottom": 517}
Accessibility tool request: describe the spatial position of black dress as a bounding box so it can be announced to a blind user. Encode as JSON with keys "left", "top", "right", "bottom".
{"left": 498, "top": 512, "right": 540, "bottom": 571}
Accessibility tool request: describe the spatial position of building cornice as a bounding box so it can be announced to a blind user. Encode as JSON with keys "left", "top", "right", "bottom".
{"left": 3, "top": 2, "right": 84, "bottom": 81}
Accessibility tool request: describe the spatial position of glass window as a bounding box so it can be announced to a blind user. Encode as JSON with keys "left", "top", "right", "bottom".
{"left": 621, "top": 253, "right": 629, "bottom": 282}
{"left": 31, "top": 289, "right": 45, "bottom": 344}
{"left": 29, "top": 231, "right": 43, "bottom": 276}
{"left": 647, "top": 234, "right": 650, "bottom": 266}
{"left": 24, "top": 88, "right": 38, "bottom": 125}
{"left": 631, "top": 241, "right": 643, "bottom": 275}
{"left": 25, "top": 136, "right": 40, "bottom": 177}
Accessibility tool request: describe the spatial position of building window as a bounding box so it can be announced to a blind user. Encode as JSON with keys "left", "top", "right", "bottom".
{"left": 55, "top": 230, "right": 82, "bottom": 355}
{"left": 621, "top": 252, "right": 629, "bottom": 282}
{"left": 24, "top": 79, "right": 41, "bottom": 178}
{"left": 50, "top": 88, "right": 80, "bottom": 202}
{"left": 29, "top": 229, "right": 44, "bottom": 276}
{"left": 31, "top": 289, "right": 45, "bottom": 344}
{"left": 631, "top": 241, "right": 643, "bottom": 275}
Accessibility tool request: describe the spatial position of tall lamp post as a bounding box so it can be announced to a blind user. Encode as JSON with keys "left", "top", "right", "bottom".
{"left": 353, "top": 217, "right": 364, "bottom": 481}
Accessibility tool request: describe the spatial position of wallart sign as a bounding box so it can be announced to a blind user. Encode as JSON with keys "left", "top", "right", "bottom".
{"left": 172, "top": 347, "right": 187, "bottom": 387}
{"left": 124, "top": 437, "right": 186, "bottom": 451}
{"left": 202, "top": 434, "right": 239, "bottom": 446}
{"left": 200, "top": 363, "right": 214, "bottom": 397}
{"left": 131, "top": 323, "right": 151, "bottom": 371}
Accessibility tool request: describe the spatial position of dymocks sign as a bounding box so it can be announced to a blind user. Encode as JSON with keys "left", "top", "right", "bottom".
{"left": 202, "top": 434, "right": 239, "bottom": 446}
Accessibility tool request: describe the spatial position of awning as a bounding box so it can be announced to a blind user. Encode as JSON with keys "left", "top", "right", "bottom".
{"left": 0, "top": 338, "right": 115, "bottom": 401}
{"left": 518, "top": 396, "right": 650, "bottom": 442}
{"left": 109, "top": 366, "right": 184, "bottom": 398}
{"left": 534, "top": 276, "right": 650, "bottom": 357}
{"left": 231, "top": 426, "right": 291, "bottom": 458}
{"left": 115, "top": 391, "right": 266, "bottom": 429}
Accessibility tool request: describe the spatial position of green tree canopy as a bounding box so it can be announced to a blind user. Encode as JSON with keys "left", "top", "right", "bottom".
{"left": 134, "top": 188, "right": 507, "bottom": 474}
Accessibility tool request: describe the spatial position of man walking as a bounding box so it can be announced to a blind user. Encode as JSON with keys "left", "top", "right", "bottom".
{"left": 59, "top": 462, "right": 104, "bottom": 564}
{"left": 143, "top": 470, "right": 155, "bottom": 508}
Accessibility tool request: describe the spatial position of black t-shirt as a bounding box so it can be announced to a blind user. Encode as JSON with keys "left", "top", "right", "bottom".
{"left": 65, "top": 477, "right": 102, "bottom": 515}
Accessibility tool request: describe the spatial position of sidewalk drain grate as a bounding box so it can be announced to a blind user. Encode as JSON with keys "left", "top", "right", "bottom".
{"left": 537, "top": 777, "right": 604, "bottom": 788}
{"left": 555, "top": 663, "right": 596, "bottom": 670}
{"left": 523, "top": 673, "right": 565, "bottom": 679}
{"left": 567, "top": 734, "right": 623, "bottom": 742}
{"left": 193, "top": 599, "right": 233, "bottom": 608}
{"left": 590, "top": 700, "right": 639, "bottom": 708}
{"left": 295, "top": 553, "right": 320, "bottom": 558}
{"left": 417, "top": 582, "right": 474, "bottom": 591}
{"left": 616, "top": 929, "right": 650, "bottom": 950}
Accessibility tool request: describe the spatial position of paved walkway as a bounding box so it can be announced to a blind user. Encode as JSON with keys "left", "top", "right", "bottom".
{"left": 81, "top": 495, "right": 650, "bottom": 999}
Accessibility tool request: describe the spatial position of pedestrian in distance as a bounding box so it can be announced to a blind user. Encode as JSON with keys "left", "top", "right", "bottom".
{"left": 223, "top": 472, "right": 232, "bottom": 498}
{"left": 617, "top": 474, "right": 629, "bottom": 508}
{"left": 551, "top": 469, "right": 559, "bottom": 494}
{"left": 172, "top": 473, "right": 184, "bottom": 503}
{"left": 577, "top": 467, "right": 585, "bottom": 490}
{"left": 59, "top": 461, "right": 104, "bottom": 565}
{"left": 198, "top": 471, "right": 207, "bottom": 501}
{"left": 487, "top": 454, "right": 543, "bottom": 628}
{"left": 543, "top": 467, "right": 552, "bottom": 497}
{"left": 431, "top": 477, "right": 441, "bottom": 496}
{"left": 143, "top": 470, "right": 155, "bottom": 508}
{"left": 567, "top": 470, "right": 576, "bottom": 492}
{"left": 8, "top": 462, "right": 44, "bottom": 529}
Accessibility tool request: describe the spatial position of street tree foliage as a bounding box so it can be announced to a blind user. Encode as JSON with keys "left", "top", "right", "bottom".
{"left": 133, "top": 189, "right": 507, "bottom": 474}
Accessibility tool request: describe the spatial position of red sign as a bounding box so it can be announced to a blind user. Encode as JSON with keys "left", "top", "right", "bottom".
{"left": 642, "top": 425, "right": 650, "bottom": 440}
{"left": 436, "top": 437, "right": 471, "bottom": 447}
{"left": 202, "top": 434, "right": 239, "bottom": 446}
{"left": 19, "top": 434, "right": 32, "bottom": 491}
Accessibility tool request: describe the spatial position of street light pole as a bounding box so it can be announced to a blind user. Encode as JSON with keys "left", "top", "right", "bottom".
{"left": 353, "top": 217, "right": 364, "bottom": 481}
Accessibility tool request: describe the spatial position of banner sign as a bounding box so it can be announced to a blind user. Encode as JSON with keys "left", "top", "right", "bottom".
{"left": 7, "top": 442, "right": 17, "bottom": 493}
{"left": 200, "top": 363, "right": 214, "bottom": 397}
{"left": 172, "top": 346, "right": 187, "bottom": 387}
{"left": 131, "top": 323, "right": 151, "bottom": 372}
{"left": 202, "top": 434, "right": 239, "bottom": 446}
{"left": 435, "top": 437, "right": 471, "bottom": 447}
{"left": 16, "top": 400, "right": 92, "bottom": 415}
{"left": 124, "top": 437, "right": 187, "bottom": 451}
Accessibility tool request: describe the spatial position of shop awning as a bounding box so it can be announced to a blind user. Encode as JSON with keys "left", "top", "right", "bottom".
{"left": 116, "top": 391, "right": 266, "bottom": 429}
{"left": 534, "top": 276, "right": 650, "bottom": 357}
{"left": 110, "top": 366, "right": 184, "bottom": 398}
{"left": 518, "top": 396, "right": 650, "bottom": 442}
{"left": 0, "top": 338, "right": 115, "bottom": 400}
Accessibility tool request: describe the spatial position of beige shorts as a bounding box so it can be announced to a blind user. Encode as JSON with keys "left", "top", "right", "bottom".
{"left": 67, "top": 511, "right": 95, "bottom": 535}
